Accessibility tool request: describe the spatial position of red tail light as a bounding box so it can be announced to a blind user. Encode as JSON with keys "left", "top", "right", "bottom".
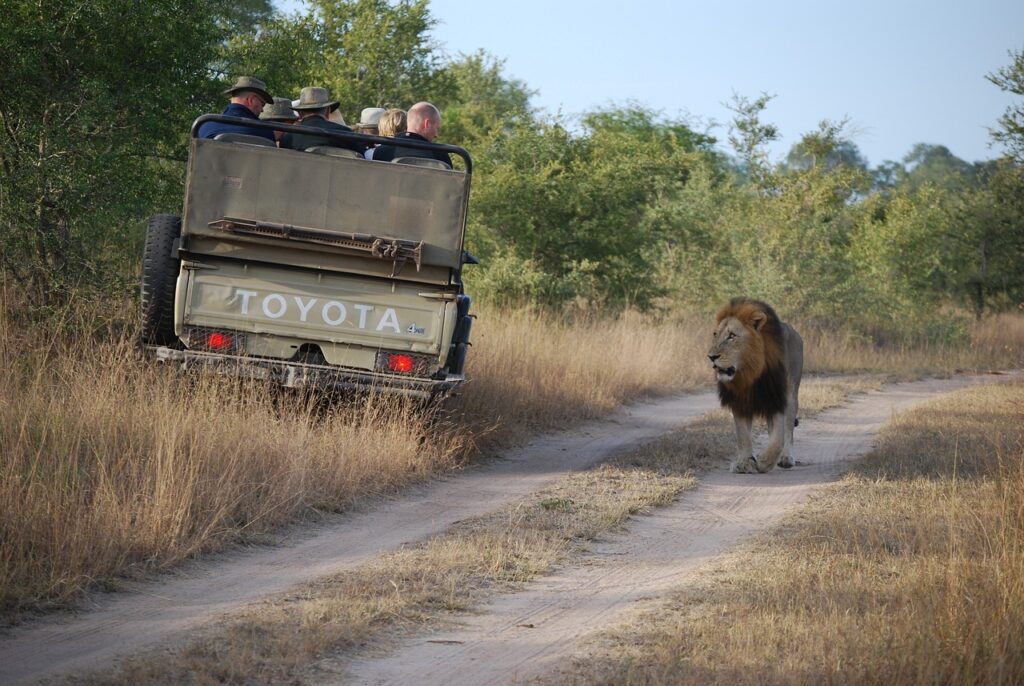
{"left": 375, "top": 350, "right": 433, "bottom": 376}
{"left": 207, "top": 332, "right": 233, "bottom": 351}
{"left": 386, "top": 354, "right": 415, "bottom": 373}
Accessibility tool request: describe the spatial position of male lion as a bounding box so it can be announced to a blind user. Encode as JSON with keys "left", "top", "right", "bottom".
{"left": 707, "top": 298, "right": 803, "bottom": 473}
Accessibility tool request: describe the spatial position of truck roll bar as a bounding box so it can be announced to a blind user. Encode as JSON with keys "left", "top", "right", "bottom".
{"left": 189, "top": 114, "right": 473, "bottom": 174}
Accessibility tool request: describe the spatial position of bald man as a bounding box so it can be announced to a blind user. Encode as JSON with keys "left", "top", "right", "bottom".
{"left": 370, "top": 101, "right": 453, "bottom": 167}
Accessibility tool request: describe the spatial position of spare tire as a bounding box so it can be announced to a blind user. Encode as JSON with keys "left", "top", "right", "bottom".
{"left": 140, "top": 214, "right": 182, "bottom": 345}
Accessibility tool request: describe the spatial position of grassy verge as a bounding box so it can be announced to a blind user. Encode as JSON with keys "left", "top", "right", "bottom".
{"left": 802, "top": 312, "right": 1024, "bottom": 376}
{"left": 564, "top": 379, "right": 1024, "bottom": 685}
{"left": 2, "top": 285, "right": 1020, "bottom": 620}
{"left": 87, "top": 377, "right": 874, "bottom": 685}
{"left": 0, "top": 298, "right": 706, "bottom": 619}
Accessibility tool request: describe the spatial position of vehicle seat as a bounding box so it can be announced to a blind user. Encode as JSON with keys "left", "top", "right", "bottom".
{"left": 213, "top": 133, "right": 275, "bottom": 147}
{"left": 392, "top": 156, "right": 451, "bottom": 170}
{"left": 305, "top": 146, "right": 363, "bottom": 159}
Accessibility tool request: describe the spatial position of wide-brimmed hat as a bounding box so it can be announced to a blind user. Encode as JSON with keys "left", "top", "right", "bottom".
{"left": 223, "top": 76, "right": 272, "bottom": 105}
{"left": 259, "top": 97, "right": 298, "bottom": 122}
{"left": 292, "top": 86, "right": 339, "bottom": 112}
{"left": 354, "top": 107, "right": 386, "bottom": 130}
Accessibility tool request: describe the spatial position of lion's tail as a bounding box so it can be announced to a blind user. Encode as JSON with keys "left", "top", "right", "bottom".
{"left": 794, "top": 418, "right": 800, "bottom": 428}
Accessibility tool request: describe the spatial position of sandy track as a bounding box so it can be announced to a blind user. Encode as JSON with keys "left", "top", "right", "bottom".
{"left": 341, "top": 375, "right": 1001, "bottom": 686}
{"left": 0, "top": 391, "right": 717, "bottom": 685}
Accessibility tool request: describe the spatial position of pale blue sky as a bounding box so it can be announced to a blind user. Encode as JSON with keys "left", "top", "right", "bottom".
{"left": 277, "top": 0, "right": 1023, "bottom": 167}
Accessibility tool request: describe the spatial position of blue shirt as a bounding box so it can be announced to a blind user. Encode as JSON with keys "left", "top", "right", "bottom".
{"left": 197, "top": 103, "right": 275, "bottom": 141}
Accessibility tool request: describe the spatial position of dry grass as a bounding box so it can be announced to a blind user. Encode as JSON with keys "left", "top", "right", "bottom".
{"left": 96, "top": 465, "right": 696, "bottom": 685}
{"left": 2, "top": 282, "right": 1020, "bottom": 621}
{"left": 803, "top": 312, "right": 1024, "bottom": 376}
{"left": 0, "top": 296, "right": 706, "bottom": 619}
{"left": 566, "top": 380, "right": 1024, "bottom": 686}
{"left": 83, "top": 376, "right": 875, "bottom": 685}
{"left": 0, "top": 319, "right": 461, "bottom": 619}
{"left": 452, "top": 307, "right": 711, "bottom": 447}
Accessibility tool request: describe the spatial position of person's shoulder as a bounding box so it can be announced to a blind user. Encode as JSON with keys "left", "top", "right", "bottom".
{"left": 372, "top": 142, "right": 398, "bottom": 161}
{"left": 324, "top": 120, "right": 354, "bottom": 133}
{"left": 302, "top": 117, "right": 351, "bottom": 133}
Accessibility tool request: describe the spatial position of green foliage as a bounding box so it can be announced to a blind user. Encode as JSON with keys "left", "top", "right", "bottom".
{"left": 0, "top": 4, "right": 1019, "bottom": 342}
{"left": 785, "top": 119, "right": 868, "bottom": 175}
{"left": 901, "top": 143, "right": 978, "bottom": 191}
{"left": 441, "top": 50, "right": 535, "bottom": 149}
{"left": 848, "top": 186, "right": 958, "bottom": 330}
{"left": 726, "top": 92, "right": 779, "bottom": 188}
{"left": 224, "top": 0, "right": 454, "bottom": 123}
{"left": 0, "top": 0, "right": 226, "bottom": 305}
{"left": 466, "top": 108, "right": 705, "bottom": 309}
{"left": 221, "top": 12, "right": 323, "bottom": 99}
{"left": 987, "top": 48, "right": 1024, "bottom": 163}
{"left": 956, "top": 163, "right": 1024, "bottom": 316}
{"left": 218, "top": 0, "right": 274, "bottom": 33}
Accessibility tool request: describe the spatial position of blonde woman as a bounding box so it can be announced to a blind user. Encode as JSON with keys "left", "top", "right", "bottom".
{"left": 365, "top": 108, "right": 407, "bottom": 159}
{"left": 378, "top": 108, "right": 407, "bottom": 137}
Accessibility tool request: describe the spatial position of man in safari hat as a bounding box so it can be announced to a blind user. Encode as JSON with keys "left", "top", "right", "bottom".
{"left": 280, "top": 86, "right": 366, "bottom": 154}
{"left": 198, "top": 76, "right": 275, "bottom": 141}
{"left": 353, "top": 107, "right": 386, "bottom": 136}
{"left": 259, "top": 97, "right": 298, "bottom": 144}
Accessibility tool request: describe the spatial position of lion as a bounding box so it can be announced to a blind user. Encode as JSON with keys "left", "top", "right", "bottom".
{"left": 707, "top": 298, "right": 803, "bottom": 473}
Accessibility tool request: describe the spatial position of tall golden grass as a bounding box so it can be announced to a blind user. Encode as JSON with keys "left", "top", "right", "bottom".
{"left": 570, "top": 380, "right": 1024, "bottom": 685}
{"left": 802, "top": 312, "right": 1024, "bottom": 374}
{"left": 0, "top": 296, "right": 708, "bottom": 617}
{"left": 452, "top": 307, "right": 711, "bottom": 445}
{"left": 2, "top": 287, "right": 1021, "bottom": 619}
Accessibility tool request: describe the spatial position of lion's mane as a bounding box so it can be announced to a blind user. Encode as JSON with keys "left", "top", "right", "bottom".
{"left": 715, "top": 298, "right": 788, "bottom": 419}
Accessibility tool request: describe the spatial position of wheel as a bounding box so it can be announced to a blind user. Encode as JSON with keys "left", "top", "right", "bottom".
{"left": 140, "top": 214, "right": 182, "bottom": 345}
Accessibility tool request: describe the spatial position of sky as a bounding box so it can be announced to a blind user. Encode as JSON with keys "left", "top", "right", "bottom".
{"left": 276, "top": 0, "right": 1024, "bottom": 167}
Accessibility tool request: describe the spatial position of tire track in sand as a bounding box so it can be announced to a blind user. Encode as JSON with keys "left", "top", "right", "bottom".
{"left": 339, "top": 375, "right": 1004, "bottom": 686}
{"left": 0, "top": 391, "right": 717, "bottom": 685}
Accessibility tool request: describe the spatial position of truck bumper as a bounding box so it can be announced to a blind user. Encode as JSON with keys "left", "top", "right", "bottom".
{"left": 146, "top": 346, "right": 464, "bottom": 400}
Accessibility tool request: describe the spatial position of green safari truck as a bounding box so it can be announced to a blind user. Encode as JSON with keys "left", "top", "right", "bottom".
{"left": 139, "top": 115, "right": 475, "bottom": 400}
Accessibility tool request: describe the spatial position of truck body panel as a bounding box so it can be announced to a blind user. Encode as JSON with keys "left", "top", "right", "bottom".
{"left": 142, "top": 116, "right": 474, "bottom": 398}
{"left": 179, "top": 258, "right": 455, "bottom": 367}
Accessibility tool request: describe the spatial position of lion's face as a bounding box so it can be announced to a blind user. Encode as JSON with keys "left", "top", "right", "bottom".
{"left": 707, "top": 314, "right": 766, "bottom": 385}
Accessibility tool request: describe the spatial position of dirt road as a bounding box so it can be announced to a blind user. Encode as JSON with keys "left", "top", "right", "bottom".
{"left": 339, "top": 375, "right": 1002, "bottom": 685}
{"left": 0, "top": 391, "right": 717, "bottom": 685}
{"left": 0, "top": 376, "right": 1002, "bottom": 685}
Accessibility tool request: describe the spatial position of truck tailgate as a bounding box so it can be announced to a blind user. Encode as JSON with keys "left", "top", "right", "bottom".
{"left": 181, "top": 259, "right": 453, "bottom": 357}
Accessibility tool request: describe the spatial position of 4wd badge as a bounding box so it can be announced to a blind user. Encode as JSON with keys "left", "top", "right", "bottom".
{"left": 407, "top": 323, "right": 425, "bottom": 335}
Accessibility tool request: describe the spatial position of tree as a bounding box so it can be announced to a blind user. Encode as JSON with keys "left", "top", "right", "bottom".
{"left": 224, "top": 0, "right": 455, "bottom": 123}
{"left": 872, "top": 159, "right": 906, "bottom": 190}
{"left": 581, "top": 103, "right": 716, "bottom": 154}
{"left": 0, "top": 1, "right": 227, "bottom": 305}
{"left": 218, "top": 0, "right": 274, "bottom": 32}
{"left": 901, "top": 143, "right": 976, "bottom": 191}
{"left": 466, "top": 107, "right": 706, "bottom": 309}
{"left": 785, "top": 119, "right": 868, "bottom": 173}
{"left": 987, "top": 48, "right": 1024, "bottom": 163}
{"left": 959, "top": 167, "right": 1024, "bottom": 317}
{"left": 725, "top": 92, "right": 779, "bottom": 189}
{"left": 441, "top": 50, "right": 535, "bottom": 149}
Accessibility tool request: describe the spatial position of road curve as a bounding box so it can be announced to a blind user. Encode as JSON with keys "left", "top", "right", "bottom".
{"left": 0, "top": 390, "right": 718, "bottom": 685}
{"left": 341, "top": 375, "right": 1004, "bottom": 686}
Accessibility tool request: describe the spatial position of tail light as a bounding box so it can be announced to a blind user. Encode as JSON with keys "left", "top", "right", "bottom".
{"left": 185, "top": 327, "right": 243, "bottom": 353}
{"left": 207, "top": 332, "right": 233, "bottom": 351}
{"left": 387, "top": 354, "right": 415, "bottom": 373}
{"left": 375, "top": 350, "right": 434, "bottom": 376}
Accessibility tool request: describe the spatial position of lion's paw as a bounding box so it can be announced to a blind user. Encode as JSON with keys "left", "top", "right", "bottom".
{"left": 731, "top": 456, "right": 758, "bottom": 474}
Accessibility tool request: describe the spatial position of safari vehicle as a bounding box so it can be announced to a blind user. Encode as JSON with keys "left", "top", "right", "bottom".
{"left": 139, "top": 114, "right": 475, "bottom": 400}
